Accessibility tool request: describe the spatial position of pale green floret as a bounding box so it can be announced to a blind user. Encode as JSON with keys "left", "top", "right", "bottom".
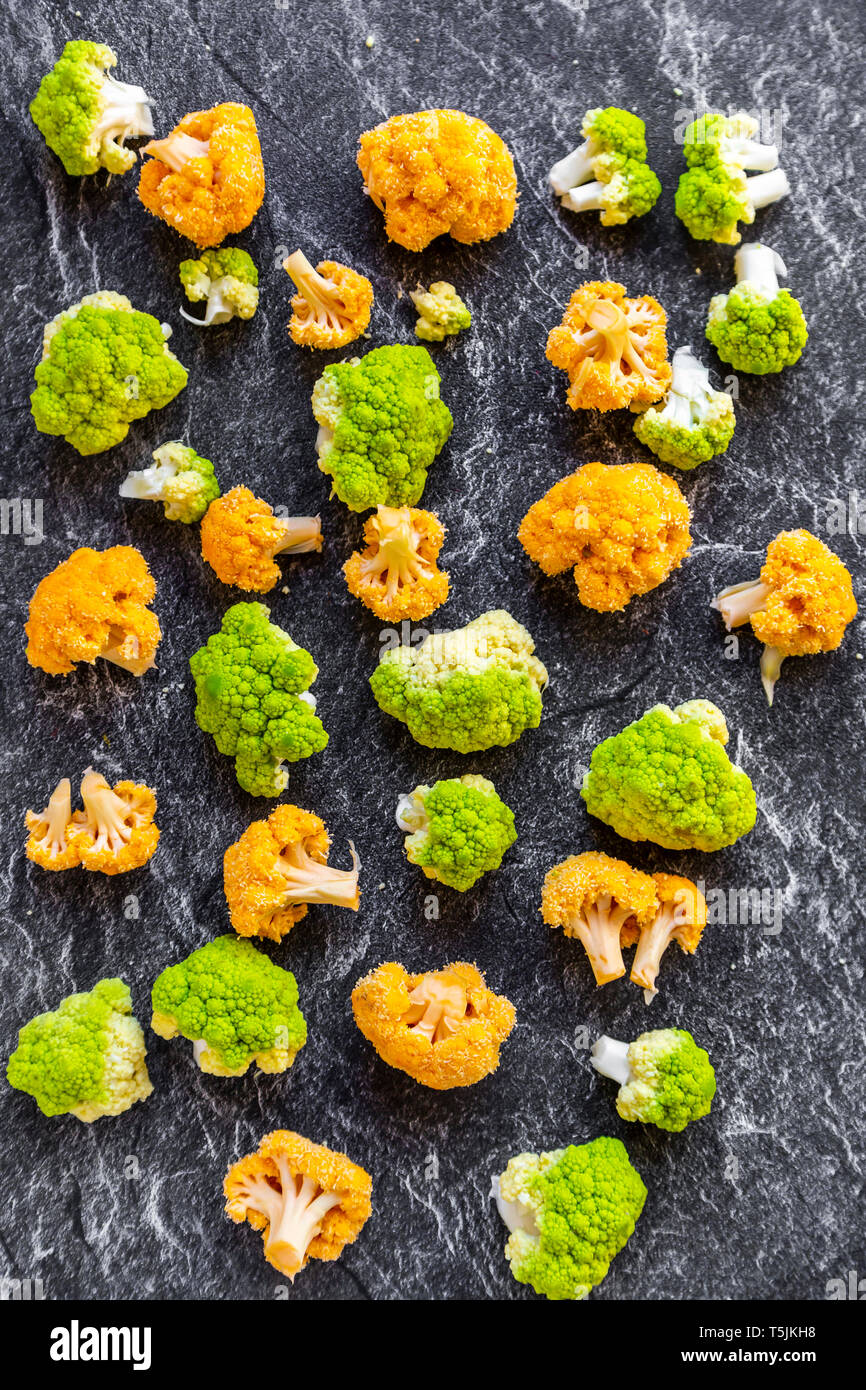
{"left": 150, "top": 935, "right": 306, "bottom": 1076}
{"left": 633, "top": 345, "right": 735, "bottom": 469}
{"left": 550, "top": 106, "right": 660, "bottom": 226}
{"left": 189, "top": 601, "right": 328, "bottom": 796}
{"left": 410, "top": 282, "right": 471, "bottom": 341}
{"left": 179, "top": 248, "right": 259, "bottom": 326}
{"left": 706, "top": 242, "right": 808, "bottom": 374}
{"left": 581, "top": 699, "right": 757, "bottom": 851}
{"left": 312, "top": 344, "right": 453, "bottom": 511}
{"left": 592, "top": 1030, "right": 716, "bottom": 1132}
{"left": 675, "top": 115, "right": 789, "bottom": 244}
{"left": 6, "top": 977, "right": 153, "bottom": 1121}
{"left": 30, "top": 291, "right": 188, "bottom": 455}
{"left": 119, "top": 441, "right": 220, "bottom": 522}
{"left": 30, "top": 40, "right": 153, "bottom": 176}
{"left": 682, "top": 112, "right": 781, "bottom": 173}
{"left": 491, "top": 1137, "right": 647, "bottom": 1300}
{"left": 395, "top": 774, "right": 516, "bottom": 891}
{"left": 370, "top": 610, "right": 548, "bottom": 753}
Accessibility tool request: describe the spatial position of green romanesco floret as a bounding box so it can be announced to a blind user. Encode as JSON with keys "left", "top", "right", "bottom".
{"left": 189, "top": 601, "right": 328, "bottom": 796}
{"left": 6, "top": 977, "right": 153, "bottom": 1121}
{"left": 581, "top": 698, "right": 757, "bottom": 851}
{"left": 492, "top": 1137, "right": 647, "bottom": 1300}
{"left": 30, "top": 291, "right": 188, "bottom": 455}
{"left": 179, "top": 248, "right": 259, "bottom": 327}
{"left": 150, "top": 935, "right": 307, "bottom": 1076}
{"left": 119, "top": 441, "right": 220, "bottom": 522}
{"left": 29, "top": 40, "right": 154, "bottom": 177}
{"left": 395, "top": 774, "right": 517, "bottom": 891}
{"left": 370, "top": 610, "right": 548, "bottom": 753}
{"left": 592, "top": 1030, "right": 716, "bottom": 1132}
{"left": 633, "top": 345, "right": 735, "bottom": 469}
{"left": 675, "top": 113, "right": 789, "bottom": 244}
{"left": 410, "top": 282, "right": 471, "bottom": 341}
{"left": 549, "top": 106, "right": 660, "bottom": 226}
{"left": 312, "top": 344, "right": 453, "bottom": 511}
{"left": 706, "top": 242, "right": 808, "bottom": 374}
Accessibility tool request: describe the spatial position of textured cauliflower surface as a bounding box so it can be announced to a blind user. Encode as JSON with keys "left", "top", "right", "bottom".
{"left": 752, "top": 530, "right": 857, "bottom": 656}
{"left": 399, "top": 774, "right": 516, "bottom": 891}
{"left": 200, "top": 486, "right": 321, "bottom": 593}
{"left": 618, "top": 1029, "right": 716, "bottom": 1131}
{"left": 343, "top": 505, "right": 449, "bottom": 621}
{"left": 541, "top": 851, "right": 658, "bottom": 985}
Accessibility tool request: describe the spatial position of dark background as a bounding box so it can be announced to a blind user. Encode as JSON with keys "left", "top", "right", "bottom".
{"left": 1, "top": 0, "right": 864, "bottom": 1302}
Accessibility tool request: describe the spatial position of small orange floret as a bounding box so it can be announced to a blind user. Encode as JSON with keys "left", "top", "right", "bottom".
{"left": 25, "top": 546, "right": 161, "bottom": 677}
{"left": 519, "top": 461, "right": 691, "bottom": 612}
{"left": 224, "top": 1129, "right": 372, "bottom": 1280}
{"left": 343, "top": 506, "right": 449, "bottom": 622}
{"left": 284, "top": 249, "right": 373, "bottom": 349}
{"left": 623, "top": 873, "right": 707, "bottom": 995}
{"left": 224, "top": 803, "right": 360, "bottom": 942}
{"left": 351, "top": 960, "right": 515, "bottom": 1090}
{"left": 546, "top": 280, "right": 671, "bottom": 412}
{"left": 25, "top": 778, "right": 86, "bottom": 871}
{"left": 357, "top": 109, "right": 517, "bottom": 252}
{"left": 541, "top": 851, "right": 658, "bottom": 985}
{"left": 138, "top": 103, "right": 265, "bottom": 248}
{"left": 200, "top": 487, "right": 322, "bottom": 593}
{"left": 26, "top": 771, "right": 159, "bottom": 875}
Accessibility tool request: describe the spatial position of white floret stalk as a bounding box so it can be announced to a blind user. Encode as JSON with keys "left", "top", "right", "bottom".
{"left": 548, "top": 140, "right": 597, "bottom": 196}
{"left": 95, "top": 74, "right": 154, "bottom": 146}
{"left": 659, "top": 345, "right": 714, "bottom": 425}
{"left": 734, "top": 241, "right": 788, "bottom": 294}
{"left": 760, "top": 645, "right": 786, "bottom": 707}
{"left": 284, "top": 249, "right": 348, "bottom": 332}
{"left": 274, "top": 516, "right": 323, "bottom": 556}
{"left": 30, "top": 778, "right": 74, "bottom": 855}
{"left": 727, "top": 135, "right": 780, "bottom": 172}
{"left": 745, "top": 168, "right": 791, "bottom": 210}
{"left": 711, "top": 579, "right": 771, "bottom": 630}
{"left": 276, "top": 837, "right": 361, "bottom": 909}
{"left": 566, "top": 896, "right": 630, "bottom": 984}
{"left": 591, "top": 1035, "right": 633, "bottom": 1086}
{"left": 119, "top": 460, "right": 180, "bottom": 502}
{"left": 630, "top": 902, "right": 680, "bottom": 993}
{"left": 77, "top": 770, "right": 133, "bottom": 852}
{"left": 490, "top": 1175, "right": 540, "bottom": 1236}
{"left": 147, "top": 131, "right": 210, "bottom": 173}
{"left": 263, "top": 1158, "right": 343, "bottom": 1278}
{"left": 395, "top": 789, "right": 428, "bottom": 833}
{"left": 560, "top": 181, "right": 607, "bottom": 213}
{"left": 179, "top": 278, "right": 236, "bottom": 327}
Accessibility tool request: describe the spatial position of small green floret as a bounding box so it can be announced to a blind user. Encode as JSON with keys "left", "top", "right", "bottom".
{"left": 493, "top": 1136, "right": 647, "bottom": 1301}
{"left": 634, "top": 345, "right": 735, "bottom": 469}
{"left": 179, "top": 248, "right": 259, "bottom": 326}
{"left": 30, "top": 40, "right": 154, "bottom": 176}
{"left": 119, "top": 441, "right": 220, "bottom": 522}
{"left": 396, "top": 774, "right": 516, "bottom": 891}
{"left": 150, "top": 935, "right": 306, "bottom": 1076}
{"left": 370, "top": 610, "right": 548, "bottom": 753}
{"left": 549, "top": 106, "right": 660, "bottom": 226}
{"left": 312, "top": 344, "right": 453, "bottom": 511}
{"left": 30, "top": 291, "right": 188, "bottom": 455}
{"left": 706, "top": 242, "right": 807, "bottom": 374}
{"left": 675, "top": 113, "right": 789, "bottom": 244}
{"left": 189, "top": 601, "right": 328, "bottom": 796}
{"left": 581, "top": 698, "right": 757, "bottom": 851}
{"left": 6, "top": 977, "right": 153, "bottom": 1121}
{"left": 592, "top": 1030, "right": 716, "bottom": 1132}
{"left": 410, "top": 282, "right": 471, "bottom": 341}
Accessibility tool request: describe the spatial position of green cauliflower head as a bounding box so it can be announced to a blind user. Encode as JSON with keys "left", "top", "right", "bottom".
{"left": 179, "top": 248, "right": 259, "bottom": 327}
{"left": 7, "top": 977, "right": 153, "bottom": 1121}
{"left": 493, "top": 1137, "right": 647, "bottom": 1300}
{"left": 370, "top": 610, "right": 548, "bottom": 753}
{"left": 312, "top": 344, "right": 453, "bottom": 511}
{"left": 30, "top": 39, "right": 154, "bottom": 177}
{"left": 581, "top": 698, "right": 757, "bottom": 851}
{"left": 674, "top": 164, "right": 752, "bottom": 244}
{"left": 706, "top": 243, "right": 808, "bottom": 374}
{"left": 592, "top": 1030, "right": 716, "bottom": 1132}
{"left": 583, "top": 106, "right": 649, "bottom": 163}
{"left": 119, "top": 440, "right": 220, "bottom": 522}
{"left": 410, "top": 282, "right": 471, "bottom": 342}
{"left": 633, "top": 345, "right": 735, "bottom": 469}
{"left": 30, "top": 291, "right": 188, "bottom": 455}
{"left": 150, "top": 935, "right": 307, "bottom": 1076}
{"left": 189, "top": 602, "right": 329, "bottom": 797}
{"left": 396, "top": 774, "right": 517, "bottom": 891}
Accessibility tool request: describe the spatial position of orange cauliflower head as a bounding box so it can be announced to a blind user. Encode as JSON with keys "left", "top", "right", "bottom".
{"left": 546, "top": 280, "right": 672, "bottom": 411}
{"left": 541, "top": 851, "right": 658, "bottom": 986}
{"left": 138, "top": 103, "right": 265, "bottom": 248}
{"left": 622, "top": 873, "right": 707, "bottom": 996}
{"left": 224, "top": 1129, "right": 372, "bottom": 1281}
{"left": 200, "top": 487, "right": 322, "bottom": 593}
{"left": 343, "top": 505, "right": 449, "bottom": 622}
{"left": 25, "top": 546, "right": 161, "bottom": 677}
{"left": 357, "top": 109, "right": 517, "bottom": 252}
{"left": 26, "top": 770, "right": 159, "bottom": 875}
{"left": 223, "top": 803, "right": 360, "bottom": 942}
{"left": 352, "top": 961, "right": 515, "bottom": 1090}
{"left": 519, "top": 461, "right": 691, "bottom": 612}
{"left": 284, "top": 249, "right": 373, "bottom": 349}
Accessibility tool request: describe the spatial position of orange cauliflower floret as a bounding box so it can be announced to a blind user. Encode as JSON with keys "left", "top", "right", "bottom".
{"left": 712, "top": 529, "right": 858, "bottom": 704}
{"left": 224, "top": 1129, "right": 372, "bottom": 1281}
{"left": 357, "top": 109, "right": 517, "bottom": 252}
{"left": 546, "top": 280, "right": 672, "bottom": 412}
{"left": 283, "top": 249, "right": 373, "bottom": 349}
{"left": 26, "top": 770, "right": 159, "bottom": 875}
{"left": 518, "top": 461, "right": 691, "bottom": 612}
{"left": 200, "top": 487, "right": 322, "bottom": 593}
{"left": 351, "top": 961, "right": 515, "bottom": 1090}
{"left": 25, "top": 546, "right": 161, "bottom": 677}
{"left": 223, "top": 803, "right": 360, "bottom": 942}
{"left": 138, "top": 103, "right": 265, "bottom": 248}
{"left": 621, "top": 873, "right": 707, "bottom": 998}
{"left": 343, "top": 505, "right": 449, "bottom": 622}
{"left": 541, "top": 851, "right": 658, "bottom": 986}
